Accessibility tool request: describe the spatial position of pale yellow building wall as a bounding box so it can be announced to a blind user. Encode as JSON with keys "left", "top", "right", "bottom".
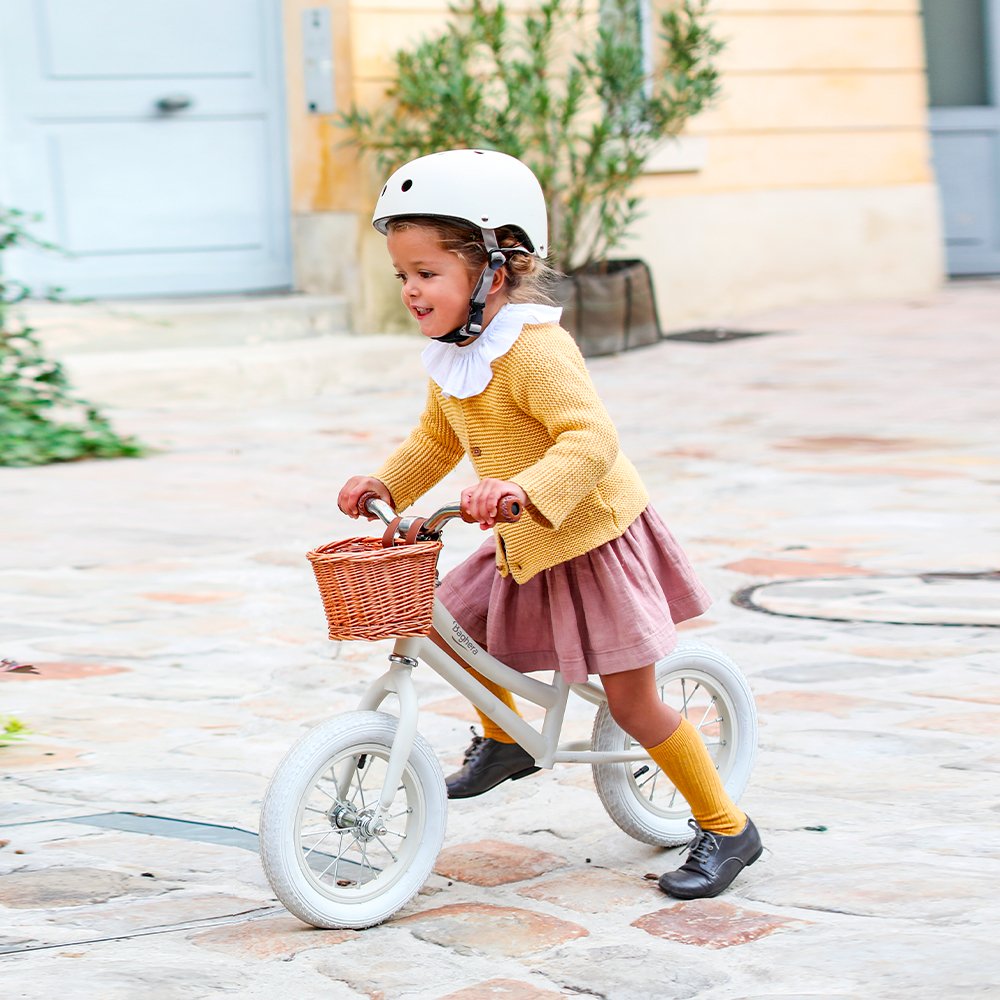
{"left": 630, "top": 0, "right": 943, "bottom": 322}
{"left": 285, "top": 0, "right": 944, "bottom": 330}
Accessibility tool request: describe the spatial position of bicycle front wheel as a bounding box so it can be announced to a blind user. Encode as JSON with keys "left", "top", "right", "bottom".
{"left": 591, "top": 643, "right": 758, "bottom": 846}
{"left": 259, "top": 710, "right": 447, "bottom": 929}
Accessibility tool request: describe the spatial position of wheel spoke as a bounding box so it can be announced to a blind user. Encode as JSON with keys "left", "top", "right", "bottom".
{"left": 303, "top": 829, "right": 335, "bottom": 858}
{"left": 351, "top": 759, "right": 369, "bottom": 809}
{"left": 316, "top": 831, "right": 359, "bottom": 882}
{"left": 312, "top": 781, "right": 337, "bottom": 802}
{"left": 300, "top": 823, "right": 333, "bottom": 837}
{"left": 680, "top": 679, "right": 702, "bottom": 716}
{"left": 695, "top": 696, "right": 718, "bottom": 731}
{"left": 374, "top": 835, "right": 400, "bottom": 862}
{"left": 359, "top": 840, "right": 375, "bottom": 879}
{"left": 636, "top": 768, "right": 659, "bottom": 791}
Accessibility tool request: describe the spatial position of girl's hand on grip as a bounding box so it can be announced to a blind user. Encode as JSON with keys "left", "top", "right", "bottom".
{"left": 338, "top": 476, "right": 392, "bottom": 519}
{"left": 461, "top": 479, "right": 528, "bottom": 529}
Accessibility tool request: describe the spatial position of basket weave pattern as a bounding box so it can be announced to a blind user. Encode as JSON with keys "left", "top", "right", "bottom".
{"left": 307, "top": 537, "right": 442, "bottom": 641}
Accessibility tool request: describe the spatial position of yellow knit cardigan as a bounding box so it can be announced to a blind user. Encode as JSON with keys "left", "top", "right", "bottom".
{"left": 375, "top": 322, "right": 649, "bottom": 583}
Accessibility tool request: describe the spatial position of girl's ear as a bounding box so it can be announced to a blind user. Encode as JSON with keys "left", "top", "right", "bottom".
{"left": 487, "top": 266, "right": 507, "bottom": 296}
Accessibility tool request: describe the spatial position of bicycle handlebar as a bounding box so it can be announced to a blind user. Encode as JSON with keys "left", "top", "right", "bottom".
{"left": 460, "top": 496, "right": 522, "bottom": 524}
{"left": 357, "top": 490, "right": 522, "bottom": 541}
{"left": 357, "top": 491, "right": 396, "bottom": 524}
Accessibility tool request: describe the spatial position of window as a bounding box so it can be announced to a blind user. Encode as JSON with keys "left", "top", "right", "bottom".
{"left": 922, "top": 0, "right": 990, "bottom": 107}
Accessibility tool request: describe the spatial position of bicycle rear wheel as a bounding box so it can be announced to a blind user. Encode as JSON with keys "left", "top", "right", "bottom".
{"left": 591, "top": 643, "right": 757, "bottom": 846}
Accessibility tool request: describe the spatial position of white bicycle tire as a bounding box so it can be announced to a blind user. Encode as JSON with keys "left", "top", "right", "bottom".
{"left": 591, "top": 642, "right": 758, "bottom": 847}
{"left": 259, "top": 710, "right": 446, "bottom": 929}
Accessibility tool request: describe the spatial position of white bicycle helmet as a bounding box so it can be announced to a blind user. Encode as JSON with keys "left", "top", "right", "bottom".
{"left": 372, "top": 148, "right": 548, "bottom": 343}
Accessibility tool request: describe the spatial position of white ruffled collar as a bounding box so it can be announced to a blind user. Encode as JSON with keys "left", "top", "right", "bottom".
{"left": 421, "top": 302, "right": 563, "bottom": 399}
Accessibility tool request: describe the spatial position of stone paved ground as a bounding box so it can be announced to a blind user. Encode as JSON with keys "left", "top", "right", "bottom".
{"left": 2, "top": 281, "right": 999, "bottom": 998}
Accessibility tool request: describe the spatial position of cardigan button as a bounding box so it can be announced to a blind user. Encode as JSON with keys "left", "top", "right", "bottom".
{"left": 471, "top": 446, "right": 482, "bottom": 457}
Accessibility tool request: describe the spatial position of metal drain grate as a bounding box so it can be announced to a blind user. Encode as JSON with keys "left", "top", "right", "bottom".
{"left": 662, "top": 328, "right": 774, "bottom": 344}
{"left": 732, "top": 571, "right": 1000, "bottom": 627}
{"left": 62, "top": 812, "right": 262, "bottom": 851}
{"left": 0, "top": 812, "right": 371, "bottom": 879}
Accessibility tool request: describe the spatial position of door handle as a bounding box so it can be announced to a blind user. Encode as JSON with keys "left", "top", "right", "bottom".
{"left": 155, "top": 94, "right": 193, "bottom": 114}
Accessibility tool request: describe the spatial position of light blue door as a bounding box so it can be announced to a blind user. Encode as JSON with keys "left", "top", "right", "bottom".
{"left": 0, "top": 0, "right": 292, "bottom": 297}
{"left": 923, "top": 0, "right": 1000, "bottom": 275}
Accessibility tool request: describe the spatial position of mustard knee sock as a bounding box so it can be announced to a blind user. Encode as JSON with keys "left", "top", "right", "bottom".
{"left": 465, "top": 665, "right": 519, "bottom": 744}
{"left": 646, "top": 718, "right": 746, "bottom": 836}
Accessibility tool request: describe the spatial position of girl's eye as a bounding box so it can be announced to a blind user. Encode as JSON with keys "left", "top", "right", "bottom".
{"left": 394, "top": 272, "right": 405, "bottom": 282}
{"left": 418, "top": 270, "right": 435, "bottom": 280}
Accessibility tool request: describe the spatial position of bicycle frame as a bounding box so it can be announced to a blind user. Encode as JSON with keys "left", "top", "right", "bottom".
{"left": 354, "top": 595, "right": 651, "bottom": 823}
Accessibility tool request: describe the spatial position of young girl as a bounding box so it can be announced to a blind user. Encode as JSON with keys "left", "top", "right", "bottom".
{"left": 338, "top": 148, "right": 762, "bottom": 900}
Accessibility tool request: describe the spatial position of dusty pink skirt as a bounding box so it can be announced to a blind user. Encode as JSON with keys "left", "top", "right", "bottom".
{"left": 436, "top": 507, "right": 712, "bottom": 683}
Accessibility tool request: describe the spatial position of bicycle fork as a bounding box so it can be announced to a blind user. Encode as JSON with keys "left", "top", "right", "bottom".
{"left": 348, "top": 640, "right": 424, "bottom": 825}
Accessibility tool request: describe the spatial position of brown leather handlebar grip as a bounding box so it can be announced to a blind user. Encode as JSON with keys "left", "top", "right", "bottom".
{"left": 357, "top": 490, "right": 386, "bottom": 517}
{"left": 461, "top": 495, "right": 523, "bottom": 524}
{"left": 497, "top": 496, "right": 522, "bottom": 523}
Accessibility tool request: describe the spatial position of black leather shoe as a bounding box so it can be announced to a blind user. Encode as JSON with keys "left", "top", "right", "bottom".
{"left": 658, "top": 817, "right": 763, "bottom": 900}
{"left": 445, "top": 730, "right": 540, "bottom": 799}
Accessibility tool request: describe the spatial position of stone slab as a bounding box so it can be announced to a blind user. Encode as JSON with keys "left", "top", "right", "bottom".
{"left": 632, "top": 899, "right": 806, "bottom": 949}
{"left": 434, "top": 840, "right": 567, "bottom": 887}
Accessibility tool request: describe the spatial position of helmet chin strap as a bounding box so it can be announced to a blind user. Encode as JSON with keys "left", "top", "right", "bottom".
{"left": 432, "top": 228, "right": 510, "bottom": 345}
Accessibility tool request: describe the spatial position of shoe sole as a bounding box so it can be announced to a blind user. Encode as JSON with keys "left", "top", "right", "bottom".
{"left": 658, "top": 845, "right": 764, "bottom": 900}
{"left": 447, "top": 765, "right": 541, "bottom": 800}
{"left": 511, "top": 765, "right": 541, "bottom": 781}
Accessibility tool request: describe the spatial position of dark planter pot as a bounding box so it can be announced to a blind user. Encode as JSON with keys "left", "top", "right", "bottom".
{"left": 553, "top": 259, "right": 663, "bottom": 359}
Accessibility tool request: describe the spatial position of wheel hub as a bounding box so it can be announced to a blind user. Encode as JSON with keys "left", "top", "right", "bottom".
{"left": 329, "top": 801, "right": 387, "bottom": 841}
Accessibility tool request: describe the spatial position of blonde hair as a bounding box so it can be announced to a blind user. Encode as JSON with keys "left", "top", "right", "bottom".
{"left": 385, "top": 215, "right": 558, "bottom": 305}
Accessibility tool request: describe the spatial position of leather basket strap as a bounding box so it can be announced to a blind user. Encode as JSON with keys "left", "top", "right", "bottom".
{"left": 382, "top": 517, "right": 403, "bottom": 548}
{"left": 404, "top": 518, "right": 428, "bottom": 545}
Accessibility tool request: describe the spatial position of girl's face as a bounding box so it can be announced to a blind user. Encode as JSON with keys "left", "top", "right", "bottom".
{"left": 388, "top": 226, "right": 500, "bottom": 341}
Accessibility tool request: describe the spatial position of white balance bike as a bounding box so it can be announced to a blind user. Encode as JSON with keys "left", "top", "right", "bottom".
{"left": 259, "top": 493, "right": 757, "bottom": 929}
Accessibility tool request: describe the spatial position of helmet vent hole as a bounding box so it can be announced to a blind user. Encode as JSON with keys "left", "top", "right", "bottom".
{"left": 381, "top": 184, "right": 387, "bottom": 196}
{"left": 401, "top": 179, "right": 413, "bottom": 192}
{"left": 481, "top": 217, "right": 488, "bottom": 222}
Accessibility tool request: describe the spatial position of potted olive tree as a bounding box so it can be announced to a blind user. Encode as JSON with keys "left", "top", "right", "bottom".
{"left": 339, "top": 0, "right": 722, "bottom": 356}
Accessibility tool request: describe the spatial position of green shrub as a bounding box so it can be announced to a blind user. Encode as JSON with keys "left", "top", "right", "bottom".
{"left": 0, "top": 207, "right": 145, "bottom": 466}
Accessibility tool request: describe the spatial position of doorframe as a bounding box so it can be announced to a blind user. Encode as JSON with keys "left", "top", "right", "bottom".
{"left": 257, "top": 0, "right": 295, "bottom": 295}
{"left": 926, "top": 0, "right": 1000, "bottom": 275}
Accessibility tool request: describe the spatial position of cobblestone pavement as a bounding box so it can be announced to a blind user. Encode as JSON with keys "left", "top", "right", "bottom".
{"left": 2, "top": 281, "right": 999, "bottom": 999}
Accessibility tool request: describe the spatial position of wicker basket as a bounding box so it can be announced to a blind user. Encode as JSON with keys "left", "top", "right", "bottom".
{"left": 307, "top": 536, "right": 442, "bottom": 641}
